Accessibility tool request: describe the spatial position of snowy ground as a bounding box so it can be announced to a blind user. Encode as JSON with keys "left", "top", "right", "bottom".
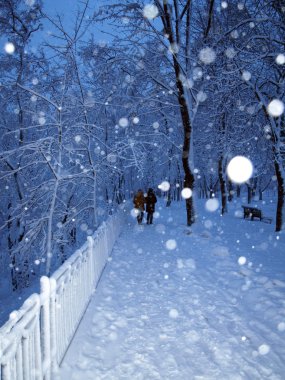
{"left": 58, "top": 196, "right": 285, "bottom": 380}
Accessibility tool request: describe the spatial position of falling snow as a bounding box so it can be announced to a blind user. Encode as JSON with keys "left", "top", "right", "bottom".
{"left": 276, "top": 54, "right": 285, "bottom": 65}
{"left": 169, "top": 309, "right": 179, "bottom": 319}
{"left": 225, "top": 47, "right": 236, "bottom": 59}
{"left": 205, "top": 198, "right": 219, "bottom": 212}
{"left": 199, "top": 47, "right": 216, "bottom": 64}
{"left": 181, "top": 188, "right": 192, "bottom": 199}
{"left": 226, "top": 156, "right": 253, "bottom": 184}
{"left": 38, "top": 116, "right": 46, "bottom": 125}
{"left": 238, "top": 256, "right": 247, "bottom": 265}
{"left": 165, "top": 239, "right": 177, "bottom": 250}
{"left": 143, "top": 4, "right": 159, "bottom": 20}
{"left": 158, "top": 181, "right": 170, "bottom": 192}
{"left": 278, "top": 323, "right": 285, "bottom": 332}
{"left": 25, "top": 0, "right": 36, "bottom": 5}
{"left": 192, "top": 67, "right": 203, "bottom": 80}
{"left": 119, "top": 117, "right": 129, "bottom": 127}
{"left": 107, "top": 153, "right": 117, "bottom": 163}
{"left": 242, "top": 71, "right": 251, "bottom": 81}
{"left": 4, "top": 42, "right": 15, "bottom": 54}
{"left": 196, "top": 91, "right": 207, "bottom": 102}
{"left": 169, "top": 43, "right": 179, "bottom": 55}
{"left": 267, "top": 99, "right": 284, "bottom": 117}
{"left": 258, "top": 344, "right": 270, "bottom": 355}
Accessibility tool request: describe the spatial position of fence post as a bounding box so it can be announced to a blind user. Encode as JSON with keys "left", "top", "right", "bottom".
{"left": 40, "top": 276, "right": 51, "bottom": 380}
{"left": 49, "top": 277, "right": 58, "bottom": 376}
{"left": 87, "top": 236, "right": 94, "bottom": 289}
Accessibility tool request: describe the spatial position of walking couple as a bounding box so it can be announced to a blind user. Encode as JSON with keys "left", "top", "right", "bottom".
{"left": 133, "top": 188, "right": 157, "bottom": 225}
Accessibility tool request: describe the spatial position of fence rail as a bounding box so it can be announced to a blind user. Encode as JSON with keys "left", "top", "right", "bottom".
{"left": 0, "top": 207, "right": 125, "bottom": 380}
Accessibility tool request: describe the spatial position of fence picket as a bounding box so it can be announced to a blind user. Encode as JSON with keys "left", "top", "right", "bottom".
{"left": 0, "top": 206, "right": 126, "bottom": 380}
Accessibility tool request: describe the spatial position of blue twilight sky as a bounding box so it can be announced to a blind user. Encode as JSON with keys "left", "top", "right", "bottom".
{"left": 30, "top": 0, "right": 112, "bottom": 49}
{"left": 1, "top": 0, "right": 149, "bottom": 54}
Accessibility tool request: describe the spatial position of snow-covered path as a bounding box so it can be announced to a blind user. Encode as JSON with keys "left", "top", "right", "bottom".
{"left": 58, "top": 200, "right": 285, "bottom": 380}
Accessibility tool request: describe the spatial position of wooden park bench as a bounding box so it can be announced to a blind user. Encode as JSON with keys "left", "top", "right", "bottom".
{"left": 242, "top": 205, "right": 272, "bottom": 224}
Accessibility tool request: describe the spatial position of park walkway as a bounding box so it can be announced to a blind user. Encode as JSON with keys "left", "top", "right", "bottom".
{"left": 58, "top": 201, "right": 285, "bottom": 380}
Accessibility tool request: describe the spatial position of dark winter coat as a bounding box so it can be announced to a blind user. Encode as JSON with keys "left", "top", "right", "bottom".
{"left": 145, "top": 191, "right": 157, "bottom": 213}
{"left": 133, "top": 191, "right": 145, "bottom": 211}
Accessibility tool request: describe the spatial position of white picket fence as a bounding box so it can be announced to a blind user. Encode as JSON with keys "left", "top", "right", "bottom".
{"left": 0, "top": 207, "right": 126, "bottom": 380}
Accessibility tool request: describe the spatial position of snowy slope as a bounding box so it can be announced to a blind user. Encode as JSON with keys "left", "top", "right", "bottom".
{"left": 58, "top": 197, "right": 285, "bottom": 380}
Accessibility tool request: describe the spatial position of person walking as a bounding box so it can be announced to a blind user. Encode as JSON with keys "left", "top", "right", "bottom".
{"left": 133, "top": 189, "right": 145, "bottom": 224}
{"left": 145, "top": 188, "right": 157, "bottom": 225}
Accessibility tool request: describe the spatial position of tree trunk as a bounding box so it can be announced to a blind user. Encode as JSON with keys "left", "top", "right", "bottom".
{"left": 7, "top": 202, "right": 18, "bottom": 291}
{"left": 274, "top": 161, "right": 284, "bottom": 232}
{"left": 218, "top": 157, "right": 227, "bottom": 214}
{"left": 252, "top": 178, "right": 257, "bottom": 198}
{"left": 183, "top": 170, "right": 195, "bottom": 225}
{"left": 228, "top": 180, "right": 233, "bottom": 201}
{"left": 237, "top": 185, "right": 241, "bottom": 198}
{"left": 161, "top": 1, "right": 195, "bottom": 225}
{"left": 247, "top": 185, "right": 252, "bottom": 204}
{"left": 176, "top": 78, "right": 195, "bottom": 224}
